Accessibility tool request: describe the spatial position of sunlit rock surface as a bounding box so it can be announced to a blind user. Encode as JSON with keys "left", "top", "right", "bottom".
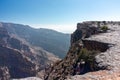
{"left": 45, "top": 21, "right": 120, "bottom": 80}
{"left": 12, "top": 77, "right": 42, "bottom": 80}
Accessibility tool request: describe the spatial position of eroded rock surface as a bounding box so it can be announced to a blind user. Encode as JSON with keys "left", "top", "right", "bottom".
{"left": 45, "top": 21, "right": 120, "bottom": 80}
{"left": 0, "top": 67, "right": 10, "bottom": 80}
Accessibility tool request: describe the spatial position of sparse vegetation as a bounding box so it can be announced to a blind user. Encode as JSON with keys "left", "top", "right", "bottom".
{"left": 101, "top": 25, "right": 108, "bottom": 32}
{"left": 77, "top": 48, "right": 99, "bottom": 71}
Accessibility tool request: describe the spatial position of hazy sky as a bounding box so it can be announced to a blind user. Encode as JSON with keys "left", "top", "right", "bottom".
{"left": 0, "top": 0, "right": 120, "bottom": 33}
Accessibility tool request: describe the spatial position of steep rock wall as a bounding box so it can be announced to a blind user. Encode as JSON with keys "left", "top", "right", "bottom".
{"left": 45, "top": 21, "right": 114, "bottom": 80}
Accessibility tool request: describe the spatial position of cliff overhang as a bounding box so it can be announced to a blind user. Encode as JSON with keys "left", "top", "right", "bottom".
{"left": 45, "top": 21, "right": 120, "bottom": 80}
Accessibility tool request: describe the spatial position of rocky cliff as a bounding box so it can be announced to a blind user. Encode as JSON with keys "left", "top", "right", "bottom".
{"left": 45, "top": 21, "right": 120, "bottom": 80}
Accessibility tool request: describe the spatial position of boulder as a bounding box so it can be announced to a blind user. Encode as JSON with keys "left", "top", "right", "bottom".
{"left": 0, "top": 67, "right": 10, "bottom": 80}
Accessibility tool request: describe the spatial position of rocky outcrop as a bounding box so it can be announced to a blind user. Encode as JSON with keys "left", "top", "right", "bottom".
{"left": 68, "top": 70, "right": 120, "bottom": 80}
{"left": 0, "top": 67, "right": 10, "bottom": 80}
{"left": 71, "top": 21, "right": 120, "bottom": 44}
{"left": 82, "top": 40, "right": 110, "bottom": 52}
{"left": 45, "top": 21, "right": 120, "bottom": 80}
{"left": 71, "top": 22, "right": 101, "bottom": 44}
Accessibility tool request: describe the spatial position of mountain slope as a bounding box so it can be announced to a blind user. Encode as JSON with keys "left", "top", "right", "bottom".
{"left": 0, "top": 24, "right": 59, "bottom": 79}
{"left": 1, "top": 22, "right": 70, "bottom": 58}
{"left": 0, "top": 26, "right": 38, "bottom": 79}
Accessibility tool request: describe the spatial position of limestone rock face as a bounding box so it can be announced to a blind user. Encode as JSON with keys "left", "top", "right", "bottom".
{"left": 45, "top": 21, "right": 120, "bottom": 80}
{"left": 0, "top": 67, "right": 10, "bottom": 80}
{"left": 82, "top": 40, "right": 109, "bottom": 52}
{"left": 68, "top": 70, "right": 120, "bottom": 80}
{"left": 71, "top": 22, "right": 100, "bottom": 44}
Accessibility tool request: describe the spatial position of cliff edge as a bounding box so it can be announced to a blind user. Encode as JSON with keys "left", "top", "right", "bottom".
{"left": 45, "top": 21, "right": 120, "bottom": 80}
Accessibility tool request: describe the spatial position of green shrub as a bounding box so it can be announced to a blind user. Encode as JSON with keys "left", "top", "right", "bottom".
{"left": 101, "top": 25, "right": 108, "bottom": 32}
{"left": 77, "top": 48, "right": 99, "bottom": 70}
{"left": 78, "top": 48, "right": 98, "bottom": 61}
{"left": 78, "top": 48, "right": 89, "bottom": 61}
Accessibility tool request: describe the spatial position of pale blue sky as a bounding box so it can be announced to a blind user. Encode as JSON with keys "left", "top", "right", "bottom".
{"left": 0, "top": 0, "right": 120, "bottom": 33}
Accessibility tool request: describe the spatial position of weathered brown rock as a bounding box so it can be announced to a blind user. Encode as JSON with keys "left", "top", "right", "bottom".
{"left": 0, "top": 67, "right": 10, "bottom": 80}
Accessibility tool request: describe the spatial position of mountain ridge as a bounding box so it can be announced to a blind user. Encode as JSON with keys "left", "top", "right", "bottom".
{"left": 0, "top": 24, "right": 60, "bottom": 79}
{"left": 0, "top": 22, "right": 70, "bottom": 58}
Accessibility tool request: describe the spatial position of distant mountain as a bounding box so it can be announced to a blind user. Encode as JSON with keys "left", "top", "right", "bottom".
{"left": 2, "top": 22, "right": 70, "bottom": 58}
{"left": 0, "top": 23, "right": 59, "bottom": 79}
